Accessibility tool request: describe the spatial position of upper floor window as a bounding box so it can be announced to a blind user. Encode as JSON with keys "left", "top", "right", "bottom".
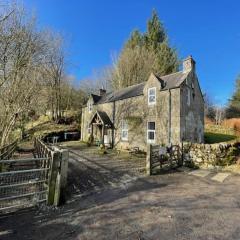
{"left": 148, "top": 87, "right": 156, "bottom": 105}
{"left": 88, "top": 101, "right": 93, "bottom": 112}
{"left": 147, "top": 121, "right": 155, "bottom": 143}
{"left": 187, "top": 88, "right": 191, "bottom": 106}
{"left": 121, "top": 120, "right": 128, "bottom": 141}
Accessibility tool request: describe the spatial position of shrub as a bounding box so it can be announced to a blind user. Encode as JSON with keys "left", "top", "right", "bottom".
{"left": 184, "top": 160, "right": 199, "bottom": 169}
{"left": 87, "top": 135, "right": 94, "bottom": 146}
{"left": 214, "top": 146, "right": 239, "bottom": 166}
{"left": 98, "top": 144, "right": 107, "bottom": 154}
{"left": 222, "top": 118, "right": 240, "bottom": 135}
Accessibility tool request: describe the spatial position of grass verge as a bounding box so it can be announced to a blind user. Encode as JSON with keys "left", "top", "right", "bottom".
{"left": 204, "top": 132, "right": 237, "bottom": 144}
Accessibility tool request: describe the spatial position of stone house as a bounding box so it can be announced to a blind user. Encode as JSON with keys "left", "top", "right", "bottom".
{"left": 81, "top": 56, "right": 204, "bottom": 151}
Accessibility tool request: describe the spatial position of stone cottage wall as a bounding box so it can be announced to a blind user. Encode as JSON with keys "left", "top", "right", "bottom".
{"left": 180, "top": 72, "right": 204, "bottom": 143}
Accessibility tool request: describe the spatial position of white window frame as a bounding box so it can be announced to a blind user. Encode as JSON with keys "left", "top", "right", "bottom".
{"left": 147, "top": 121, "right": 156, "bottom": 143}
{"left": 187, "top": 88, "right": 191, "bottom": 106}
{"left": 121, "top": 120, "right": 128, "bottom": 141}
{"left": 88, "top": 101, "right": 93, "bottom": 113}
{"left": 148, "top": 87, "right": 156, "bottom": 105}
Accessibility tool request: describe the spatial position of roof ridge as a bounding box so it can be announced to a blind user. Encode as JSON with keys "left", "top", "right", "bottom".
{"left": 109, "top": 81, "right": 146, "bottom": 95}
{"left": 91, "top": 93, "right": 100, "bottom": 97}
{"left": 160, "top": 70, "right": 183, "bottom": 78}
{"left": 119, "top": 81, "right": 145, "bottom": 90}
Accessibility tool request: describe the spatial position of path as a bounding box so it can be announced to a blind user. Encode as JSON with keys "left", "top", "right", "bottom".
{"left": 67, "top": 149, "right": 146, "bottom": 199}
{"left": 189, "top": 169, "right": 233, "bottom": 183}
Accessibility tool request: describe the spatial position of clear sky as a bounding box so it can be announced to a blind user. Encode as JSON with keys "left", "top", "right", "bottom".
{"left": 23, "top": 0, "right": 240, "bottom": 106}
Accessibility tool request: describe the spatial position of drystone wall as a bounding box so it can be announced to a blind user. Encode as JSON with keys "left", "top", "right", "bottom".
{"left": 183, "top": 141, "right": 240, "bottom": 166}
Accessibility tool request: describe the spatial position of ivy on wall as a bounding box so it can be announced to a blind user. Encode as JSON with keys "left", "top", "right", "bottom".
{"left": 125, "top": 116, "right": 143, "bottom": 126}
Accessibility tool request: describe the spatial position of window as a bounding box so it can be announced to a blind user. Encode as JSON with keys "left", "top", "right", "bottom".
{"left": 191, "top": 82, "right": 194, "bottom": 90}
{"left": 121, "top": 120, "right": 128, "bottom": 141}
{"left": 148, "top": 87, "right": 156, "bottom": 105}
{"left": 88, "top": 101, "right": 92, "bottom": 113}
{"left": 187, "top": 88, "right": 191, "bottom": 106}
{"left": 147, "top": 122, "right": 155, "bottom": 143}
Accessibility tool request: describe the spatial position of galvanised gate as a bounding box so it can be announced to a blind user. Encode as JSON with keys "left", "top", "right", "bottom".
{"left": 0, "top": 138, "right": 69, "bottom": 213}
{"left": 0, "top": 157, "right": 50, "bottom": 212}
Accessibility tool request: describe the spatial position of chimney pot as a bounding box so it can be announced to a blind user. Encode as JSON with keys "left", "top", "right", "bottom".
{"left": 99, "top": 89, "right": 106, "bottom": 96}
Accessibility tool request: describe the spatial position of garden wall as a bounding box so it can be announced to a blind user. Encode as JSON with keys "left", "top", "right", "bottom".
{"left": 183, "top": 141, "right": 240, "bottom": 166}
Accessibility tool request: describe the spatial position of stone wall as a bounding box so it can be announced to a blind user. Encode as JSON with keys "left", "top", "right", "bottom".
{"left": 180, "top": 72, "right": 204, "bottom": 143}
{"left": 183, "top": 141, "right": 240, "bottom": 166}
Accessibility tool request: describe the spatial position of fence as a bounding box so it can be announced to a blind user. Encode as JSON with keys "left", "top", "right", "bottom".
{"left": 0, "top": 140, "right": 18, "bottom": 160}
{"left": 146, "top": 144, "right": 182, "bottom": 175}
{"left": 0, "top": 138, "right": 69, "bottom": 213}
{"left": 34, "top": 138, "right": 69, "bottom": 206}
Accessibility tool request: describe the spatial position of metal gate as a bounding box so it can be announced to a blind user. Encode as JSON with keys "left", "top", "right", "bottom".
{"left": 0, "top": 157, "right": 50, "bottom": 212}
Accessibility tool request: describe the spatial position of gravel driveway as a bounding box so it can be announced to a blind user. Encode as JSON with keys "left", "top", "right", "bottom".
{"left": 66, "top": 149, "right": 146, "bottom": 198}
{"left": 1, "top": 146, "right": 240, "bottom": 240}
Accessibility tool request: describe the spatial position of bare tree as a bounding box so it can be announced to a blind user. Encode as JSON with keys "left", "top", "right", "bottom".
{"left": 0, "top": 3, "right": 68, "bottom": 146}
{"left": 42, "top": 32, "right": 65, "bottom": 121}
{"left": 79, "top": 66, "right": 112, "bottom": 95}
{"left": 214, "top": 106, "right": 225, "bottom": 125}
{"left": 0, "top": 1, "right": 14, "bottom": 23}
{"left": 60, "top": 75, "right": 87, "bottom": 112}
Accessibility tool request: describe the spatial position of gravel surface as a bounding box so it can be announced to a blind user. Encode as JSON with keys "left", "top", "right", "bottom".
{"left": 1, "top": 147, "right": 240, "bottom": 240}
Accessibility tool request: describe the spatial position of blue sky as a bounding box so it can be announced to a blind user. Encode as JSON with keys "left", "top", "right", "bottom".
{"left": 23, "top": 0, "right": 240, "bottom": 106}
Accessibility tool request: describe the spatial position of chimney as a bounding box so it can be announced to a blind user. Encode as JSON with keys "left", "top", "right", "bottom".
{"left": 183, "top": 55, "right": 196, "bottom": 73}
{"left": 99, "top": 88, "right": 106, "bottom": 96}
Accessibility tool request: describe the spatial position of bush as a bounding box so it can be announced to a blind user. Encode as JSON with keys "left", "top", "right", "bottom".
{"left": 222, "top": 118, "right": 240, "bottom": 135}
{"left": 87, "top": 134, "right": 94, "bottom": 146}
{"left": 214, "top": 146, "right": 239, "bottom": 166}
{"left": 184, "top": 160, "right": 199, "bottom": 169}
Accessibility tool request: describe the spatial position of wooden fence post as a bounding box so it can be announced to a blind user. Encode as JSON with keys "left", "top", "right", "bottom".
{"left": 53, "top": 149, "right": 69, "bottom": 205}
{"left": 60, "top": 149, "right": 69, "bottom": 189}
{"left": 146, "top": 144, "right": 152, "bottom": 176}
{"left": 47, "top": 151, "right": 61, "bottom": 205}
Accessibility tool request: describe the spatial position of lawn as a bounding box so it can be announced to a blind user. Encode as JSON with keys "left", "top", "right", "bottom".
{"left": 204, "top": 132, "right": 237, "bottom": 144}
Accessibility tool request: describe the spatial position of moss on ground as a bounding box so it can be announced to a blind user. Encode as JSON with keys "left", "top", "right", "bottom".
{"left": 59, "top": 141, "right": 146, "bottom": 161}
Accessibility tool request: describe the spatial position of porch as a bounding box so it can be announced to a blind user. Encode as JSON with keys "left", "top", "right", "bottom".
{"left": 89, "top": 111, "right": 114, "bottom": 147}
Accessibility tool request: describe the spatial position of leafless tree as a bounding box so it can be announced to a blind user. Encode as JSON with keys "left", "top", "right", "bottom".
{"left": 41, "top": 31, "right": 65, "bottom": 121}
{"left": 79, "top": 66, "right": 112, "bottom": 95}
{"left": 0, "top": 3, "right": 69, "bottom": 146}
{"left": 214, "top": 106, "right": 225, "bottom": 125}
{"left": 0, "top": 1, "right": 14, "bottom": 23}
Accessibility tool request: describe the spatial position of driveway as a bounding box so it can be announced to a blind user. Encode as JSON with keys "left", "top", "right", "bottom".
{"left": 66, "top": 147, "right": 146, "bottom": 198}
{"left": 1, "top": 145, "right": 240, "bottom": 240}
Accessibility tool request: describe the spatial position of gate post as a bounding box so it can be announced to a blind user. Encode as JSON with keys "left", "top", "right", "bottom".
{"left": 48, "top": 151, "right": 61, "bottom": 205}
{"left": 54, "top": 149, "right": 69, "bottom": 205}
{"left": 146, "top": 144, "right": 152, "bottom": 176}
{"left": 60, "top": 149, "right": 69, "bottom": 189}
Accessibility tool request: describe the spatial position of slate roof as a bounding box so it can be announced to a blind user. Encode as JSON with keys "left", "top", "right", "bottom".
{"left": 158, "top": 71, "right": 188, "bottom": 90}
{"left": 92, "top": 71, "right": 188, "bottom": 105}
{"left": 97, "top": 82, "right": 145, "bottom": 104}
{"left": 91, "top": 94, "right": 101, "bottom": 104}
